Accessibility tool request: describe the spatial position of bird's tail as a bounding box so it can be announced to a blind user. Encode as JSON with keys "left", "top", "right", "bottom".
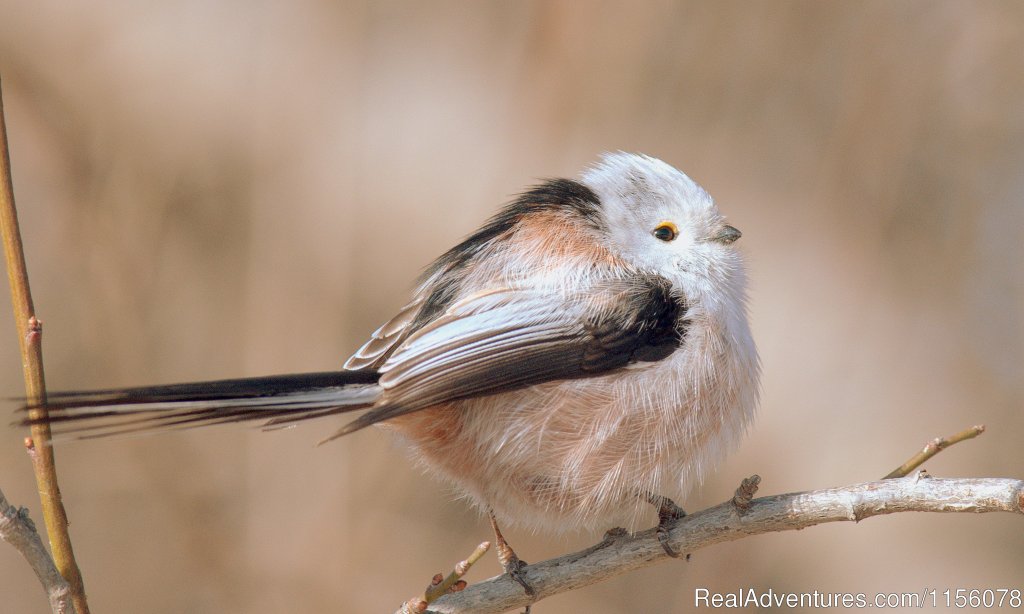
{"left": 17, "top": 371, "right": 382, "bottom": 441}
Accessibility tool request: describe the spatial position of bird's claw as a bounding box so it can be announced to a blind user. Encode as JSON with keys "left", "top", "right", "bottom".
{"left": 650, "top": 494, "right": 688, "bottom": 559}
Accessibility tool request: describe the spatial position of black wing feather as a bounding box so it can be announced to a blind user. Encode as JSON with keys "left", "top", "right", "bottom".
{"left": 328, "top": 274, "right": 686, "bottom": 438}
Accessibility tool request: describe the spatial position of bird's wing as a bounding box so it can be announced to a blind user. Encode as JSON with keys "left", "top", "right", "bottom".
{"left": 325, "top": 274, "right": 685, "bottom": 440}
{"left": 342, "top": 295, "right": 426, "bottom": 371}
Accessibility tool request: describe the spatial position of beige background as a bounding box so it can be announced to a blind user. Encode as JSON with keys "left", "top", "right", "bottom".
{"left": 1, "top": 2, "right": 1022, "bottom": 612}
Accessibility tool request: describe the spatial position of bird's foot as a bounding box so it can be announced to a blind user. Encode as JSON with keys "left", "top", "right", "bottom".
{"left": 488, "top": 510, "right": 536, "bottom": 599}
{"left": 647, "top": 494, "right": 688, "bottom": 559}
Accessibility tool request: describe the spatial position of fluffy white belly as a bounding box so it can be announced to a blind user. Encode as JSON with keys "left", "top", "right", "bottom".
{"left": 386, "top": 334, "right": 757, "bottom": 532}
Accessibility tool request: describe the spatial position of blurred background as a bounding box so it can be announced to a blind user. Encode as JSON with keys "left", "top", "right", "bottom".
{"left": 1, "top": 1, "right": 1022, "bottom": 612}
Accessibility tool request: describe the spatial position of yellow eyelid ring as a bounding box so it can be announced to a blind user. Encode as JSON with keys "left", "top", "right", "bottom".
{"left": 652, "top": 221, "right": 679, "bottom": 242}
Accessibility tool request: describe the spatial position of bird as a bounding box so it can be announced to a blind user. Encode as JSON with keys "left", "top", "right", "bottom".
{"left": 22, "top": 152, "right": 760, "bottom": 591}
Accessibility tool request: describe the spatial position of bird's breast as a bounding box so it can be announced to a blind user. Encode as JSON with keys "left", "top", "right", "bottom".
{"left": 384, "top": 324, "right": 757, "bottom": 531}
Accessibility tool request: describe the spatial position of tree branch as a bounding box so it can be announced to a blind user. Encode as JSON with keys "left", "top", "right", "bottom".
{"left": 399, "top": 541, "right": 491, "bottom": 614}
{"left": 0, "top": 76, "right": 91, "bottom": 614}
{"left": 0, "top": 486, "right": 76, "bottom": 614}
{"left": 424, "top": 476, "right": 1024, "bottom": 614}
{"left": 883, "top": 424, "right": 986, "bottom": 479}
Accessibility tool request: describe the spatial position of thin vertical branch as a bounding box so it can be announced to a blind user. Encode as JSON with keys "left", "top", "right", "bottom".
{"left": 0, "top": 76, "right": 91, "bottom": 614}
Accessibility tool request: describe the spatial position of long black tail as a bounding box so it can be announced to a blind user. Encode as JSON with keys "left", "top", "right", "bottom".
{"left": 18, "top": 371, "right": 382, "bottom": 440}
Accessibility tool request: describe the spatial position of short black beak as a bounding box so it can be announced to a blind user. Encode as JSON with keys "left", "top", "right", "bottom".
{"left": 713, "top": 225, "right": 742, "bottom": 244}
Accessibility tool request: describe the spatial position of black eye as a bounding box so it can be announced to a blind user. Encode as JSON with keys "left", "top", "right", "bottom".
{"left": 652, "top": 222, "right": 678, "bottom": 242}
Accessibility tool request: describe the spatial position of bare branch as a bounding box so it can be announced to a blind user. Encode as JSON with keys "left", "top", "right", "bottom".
{"left": 424, "top": 476, "right": 1024, "bottom": 614}
{"left": 731, "top": 474, "right": 760, "bottom": 513}
{"left": 883, "top": 424, "right": 986, "bottom": 479}
{"left": 0, "top": 487, "right": 76, "bottom": 614}
{"left": 399, "top": 542, "right": 492, "bottom": 614}
{"left": 0, "top": 77, "right": 90, "bottom": 613}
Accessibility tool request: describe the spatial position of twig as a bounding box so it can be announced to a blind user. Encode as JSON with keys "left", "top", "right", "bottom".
{"left": 399, "top": 542, "right": 492, "bottom": 614}
{"left": 883, "top": 424, "right": 986, "bottom": 479}
{"left": 731, "top": 474, "right": 760, "bottom": 513}
{"left": 423, "top": 476, "right": 1024, "bottom": 614}
{"left": 0, "top": 76, "right": 91, "bottom": 614}
{"left": 0, "top": 486, "right": 76, "bottom": 614}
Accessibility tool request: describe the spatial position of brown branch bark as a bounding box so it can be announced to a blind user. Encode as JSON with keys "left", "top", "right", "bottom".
{"left": 883, "top": 424, "right": 986, "bottom": 479}
{"left": 400, "top": 541, "right": 492, "bottom": 614}
{"left": 423, "top": 476, "right": 1024, "bottom": 614}
{"left": 0, "top": 77, "right": 91, "bottom": 614}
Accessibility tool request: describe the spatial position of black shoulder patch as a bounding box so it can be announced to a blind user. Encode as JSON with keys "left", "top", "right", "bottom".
{"left": 582, "top": 275, "right": 686, "bottom": 372}
{"left": 425, "top": 178, "right": 602, "bottom": 277}
{"left": 508, "top": 178, "right": 604, "bottom": 230}
{"left": 412, "top": 177, "right": 603, "bottom": 329}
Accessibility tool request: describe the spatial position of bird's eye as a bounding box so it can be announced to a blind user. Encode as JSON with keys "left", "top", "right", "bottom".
{"left": 652, "top": 221, "right": 678, "bottom": 242}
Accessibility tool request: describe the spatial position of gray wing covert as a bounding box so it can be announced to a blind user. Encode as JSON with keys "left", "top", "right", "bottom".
{"left": 326, "top": 274, "right": 685, "bottom": 439}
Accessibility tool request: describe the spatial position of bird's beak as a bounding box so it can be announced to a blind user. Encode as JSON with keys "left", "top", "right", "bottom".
{"left": 712, "top": 225, "right": 742, "bottom": 244}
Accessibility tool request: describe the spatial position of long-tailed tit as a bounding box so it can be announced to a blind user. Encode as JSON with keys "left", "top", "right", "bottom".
{"left": 24, "top": 152, "right": 760, "bottom": 587}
